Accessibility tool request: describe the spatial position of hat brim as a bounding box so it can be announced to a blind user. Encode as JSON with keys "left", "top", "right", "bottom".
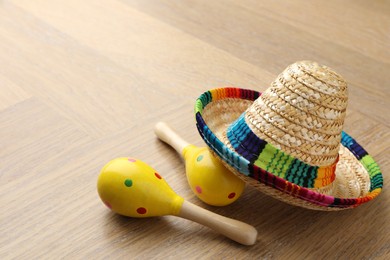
{"left": 195, "top": 87, "right": 383, "bottom": 210}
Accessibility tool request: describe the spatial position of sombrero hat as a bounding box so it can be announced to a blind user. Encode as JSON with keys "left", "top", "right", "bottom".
{"left": 195, "top": 61, "right": 383, "bottom": 210}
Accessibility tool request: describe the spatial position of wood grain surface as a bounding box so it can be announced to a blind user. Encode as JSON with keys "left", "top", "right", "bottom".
{"left": 1, "top": 0, "right": 389, "bottom": 259}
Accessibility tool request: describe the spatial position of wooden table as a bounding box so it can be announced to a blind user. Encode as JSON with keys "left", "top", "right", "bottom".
{"left": 1, "top": 0, "right": 389, "bottom": 258}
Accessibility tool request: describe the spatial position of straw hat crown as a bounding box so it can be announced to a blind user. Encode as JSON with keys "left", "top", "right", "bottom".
{"left": 244, "top": 61, "right": 348, "bottom": 167}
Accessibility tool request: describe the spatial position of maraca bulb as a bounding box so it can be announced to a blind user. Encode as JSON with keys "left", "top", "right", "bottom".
{"left": 183, "top": 145, "right": 245, "bottom": 206}
{"left": 97, "top": 158, "right": 184, "bottom": 217}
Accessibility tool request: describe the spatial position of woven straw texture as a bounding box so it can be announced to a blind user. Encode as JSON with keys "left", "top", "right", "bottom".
{"left": 195, "top": 61, "right": 383, "bottom": 210}
{"left": 247, "top": 61, "right": 347, "bottom": 166}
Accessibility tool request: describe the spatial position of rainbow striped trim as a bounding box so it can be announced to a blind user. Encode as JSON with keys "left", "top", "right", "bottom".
{"left": 227, "top": 114, "right": 337, "bottom": 188}
{"left": 195, "top": 87, "right": 383, "bottom": 208}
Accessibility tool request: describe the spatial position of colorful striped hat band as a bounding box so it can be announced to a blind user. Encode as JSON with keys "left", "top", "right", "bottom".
{"left": 227, "top": 113, "right": 338, "bottom": 189}
{"left": 195, "top": 61, "right": 383, "bottom": 210}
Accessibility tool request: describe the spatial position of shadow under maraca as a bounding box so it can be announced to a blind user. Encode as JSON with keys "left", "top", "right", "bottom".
{"left": 101, "top": 211, "right": 241, "bottom": 249}
{"left": 101, "top": 209, "right": 263, "bottom": 253}
{"left": 102, "top": 211, "right": 178, "bottom": 238}
{"left": 101, "top": 211, "right": 188, "bottom": 253}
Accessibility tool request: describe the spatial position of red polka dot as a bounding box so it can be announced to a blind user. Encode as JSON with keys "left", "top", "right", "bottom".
{"left": 104, "top": 201, "right": 112, "bottom": 209}
{"left": 137, "top": 207, "right": 147, "bottom": 214}
{"left": 195, "top": 186, "right": 202, "bottom": 194}
{"left": 228, "top": 192, "right": 236, "bottom": 199}
{"left": 155, "top": 172, "right": 162, "bottom": 179}
{"left": 128, "top": 158, "right": 136, "bottom": 162}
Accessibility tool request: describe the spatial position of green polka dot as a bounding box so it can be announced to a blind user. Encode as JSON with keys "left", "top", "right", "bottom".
{"left": 124, "top": 179, "right": 133, "bottom": 187}
{"left": 197, "top": 155, "right": 204, "bottom": 162}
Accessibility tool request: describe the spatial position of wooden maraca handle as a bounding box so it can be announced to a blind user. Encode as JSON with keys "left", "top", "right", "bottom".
{"left": 155, "top": 122, "right": 256, "bottom": 244}
{"left": 154, "top": 122, "right": 190, "bottom": 154}
{"left": 178, "top": 201, "right": 258, "bottom": 246}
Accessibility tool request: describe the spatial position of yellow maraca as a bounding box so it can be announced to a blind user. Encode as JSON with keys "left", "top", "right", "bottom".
{"left": 97, "top": 157, "right": 257, "bottom": 245}
{"left": 154, "top": 122, "right": 245, "bottom": 206}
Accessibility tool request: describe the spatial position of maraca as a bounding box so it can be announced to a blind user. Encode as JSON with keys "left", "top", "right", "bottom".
{"left": 154, "top": 122, "right": 245, "bottom": 206}
{"left": 97, "top": 157, "right": 257, "bottom": 245}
